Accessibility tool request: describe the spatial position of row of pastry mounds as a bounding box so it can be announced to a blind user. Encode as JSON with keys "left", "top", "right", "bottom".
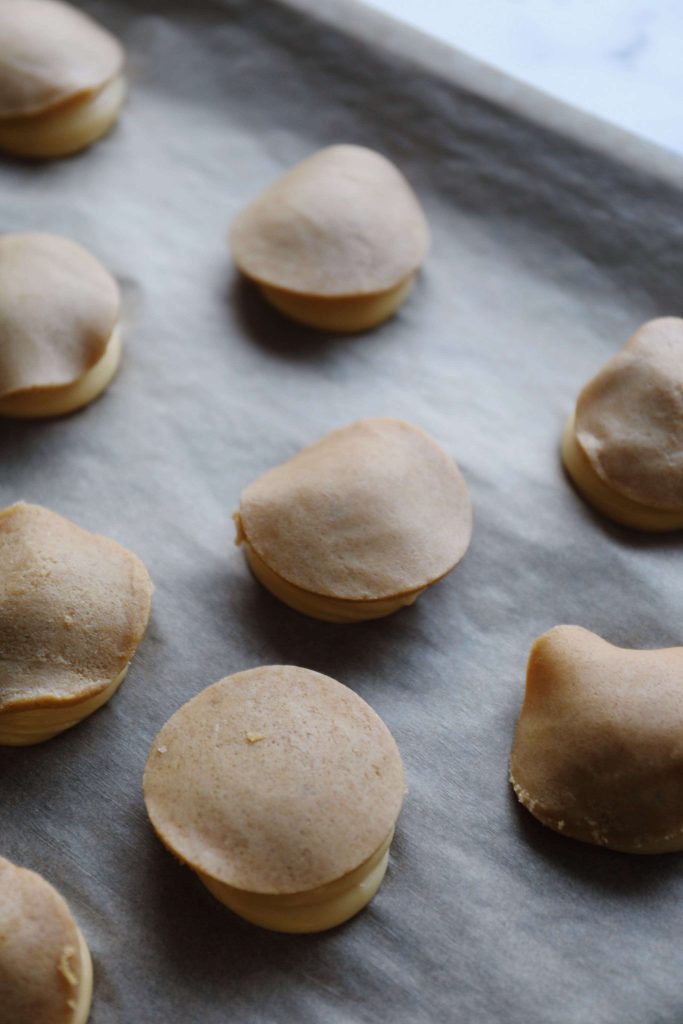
{"left": 2, "top": 1, "right": 681, "bottom": 533}
{"left": 3, "top": 3, "right": 683, "bottom": 1020}
{"left": 513, "top": 321, "right": 683, "bottom": 849}
{"left": 0, "top": 410, "right": 473, "bottom": 744}
{"left": 2, "top": 241, "right": 683, "bottom": 535}
{"left": 0, "top": 2, "right": 430, "bottom": 333}
{"left": 0, "top": 414, "right": 472, "bottom": 737}
{"left": 0, "top": 138, "right": 431, "bottom": 417}
{"left": 3, "top": 4, "right": 681, "bottom": 526}
{"left": 3, "top": 369, "right": 683, "bottom": 1016}
{"left": 6, "top": 609, "right": 683, "bottom": 1022}
{"left": 0, "top": 142, "right": 432, "bottom": 421}
{"left": 0, "top": 404, "right": 471, "bottom": 1018}
{"left": 0, "top": 505, "right": 409, "bottom": 1017}
{"left": 1, "top": 661, "right": 406, "bottom": 1023}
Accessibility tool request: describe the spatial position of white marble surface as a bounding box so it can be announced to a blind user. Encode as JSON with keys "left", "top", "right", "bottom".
{"left": 365, "top": 0, "right": 683, "bottom": 156}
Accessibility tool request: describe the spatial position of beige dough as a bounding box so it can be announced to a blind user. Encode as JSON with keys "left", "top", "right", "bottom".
{"left": 197, "top": 830, "right": 394, "bottom": 933}
{"left": 0, "top": 502, "right": 153, "bottom": 744}
{"left": 230, "top": 144, "right": 430, "bottom": 331}
{"left": 0, "top": 0, "right": 125, "bottom": 158}
{"left": 241, "top": 541, "right": 426, "bottom": 622}
{"left": 0, "top": 74, "right": 126, "bottom": 159}
{"left": 510, "top": 625, "right": 683, "bottom": 853}
{"left": 0, "top": 233, "right": 122, "bottom": 418}
{"left": 0, "top": 325, "right": 123, "bottom": 418}
{"left": 143, "top": 665, "right": 405, "bottom": 932}
{"left": 257, "top": 275, "right": 416, "bottom": 333}
{"left": 562, "top": 317, "right": 683, "bottom": 530}
{"left": 0, "top": 855, "right": 93, "bottom": 1024}
{"left": 234, "top": 417, "right": 473, "bottom": 622}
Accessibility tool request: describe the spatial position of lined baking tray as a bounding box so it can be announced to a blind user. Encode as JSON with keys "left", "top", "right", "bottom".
{"left": 1, "top": 1, "right": 683, "bottom": 1021}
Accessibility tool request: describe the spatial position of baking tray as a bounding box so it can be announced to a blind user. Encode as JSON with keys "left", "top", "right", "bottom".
{"left": 1, "top": 1, "right": 683, "bottom": 1021}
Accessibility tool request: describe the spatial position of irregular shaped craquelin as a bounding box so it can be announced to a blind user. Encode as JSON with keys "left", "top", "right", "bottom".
{"left": 0, "top": 233, "right": 122, "bottom": 418}
{"left": 562, "top": 317, "right": 683, "bottom": 531}
{"left": 143, "top": 665, "right": 405, "bottom": 933}
{"left": 234, "top": 417, "right": 473, "bottom": 622}
{"left": 510, "top": 625, "right": 683, "bottom": 853}
{"left": 230, "top": 144, "right": 430, "bottom": 332}
{"left": 0, "top": 502, "right": 153, "bottom": 745}
{"left": 0, "top": 0, "right": 125, "bottom": 158}
{"left": 0, "top": 855, "right": 93, "bottom": 1024}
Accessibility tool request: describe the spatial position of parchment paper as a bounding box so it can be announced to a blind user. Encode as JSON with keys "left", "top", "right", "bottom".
{"left": 2, "top": 2, "right": 683, "bottom": 1021}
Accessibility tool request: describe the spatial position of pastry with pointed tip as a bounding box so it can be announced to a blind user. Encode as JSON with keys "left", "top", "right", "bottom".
{"left": 0, "top": 854, "right": 93, "bottom": 1024}
{"left": 230, "top": 144, "right": 430, "bottom": 331}
{"left": 234, "top": 417, "right": 472, "bottom": 622}
{"left": 0, "top": 502, "right": 153, "bottom": 745}
{"left": 510, "top": 625, "right": 683, "bottom": 853}
{"left": 562, "top": 317, "right": 683, "bottom": 531}
{"left": 0, "top": 0, "right": 125, "bottom": 158}
{"left": 143, "top": 665, "right": 405, "bottom": 933}
{"left": 0, "top": 233, "right": 122, "bottom": 418}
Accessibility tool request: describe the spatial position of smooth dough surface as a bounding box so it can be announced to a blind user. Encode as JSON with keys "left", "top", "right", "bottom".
{"left": 562, "top": 413, "right": 683, "bottom": 531}
{"left": 198, "top": 831, "right": 393, "bottom": 933}
{"left": 0, "top": 324, "right": 123, "bottom": 418}
{"left": 237, "top": 417, "right": 472, "bottom": 603}
{"left": 231, "top": 144, "right": 430, "bottom": 298}
{"left": 0, "top": 502, "right": 153, "bottom": 716}
{"left": 242, "top": 541, "right": 425, "bottom": 622}
{"left": 569, "top": 317, "right": 683, "bottom": 518}
{"left": 258, "top": 274, "right": 415, "bottom": 333}
{"left": 0, "top": 0, "right": 123, "bottom": 119}
{"left": 510, "top": 625, "right": 683, "bottom": 853}
{"left": 0, "top": 72, "right": 126, "bottom": 158}
{"left": 0, "top": 855, "right": 92, "bottom": 1024}
{"left": 144, "top": 665, "right": 404, "bottom": 895}
{"left": 0, "top": 666, "right": 128, "bottom": 746}
{"left": 0, "top": 233, "right": 120, "bottom": 400}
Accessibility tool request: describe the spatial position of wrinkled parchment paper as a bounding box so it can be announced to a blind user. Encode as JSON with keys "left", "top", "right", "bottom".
{"left": 2, "top": 2, "right": 683, "bottom": 1021}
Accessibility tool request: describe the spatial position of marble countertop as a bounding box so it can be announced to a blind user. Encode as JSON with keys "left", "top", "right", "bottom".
{"left": 365, "top": 0, "right": 683, "bottom": 156}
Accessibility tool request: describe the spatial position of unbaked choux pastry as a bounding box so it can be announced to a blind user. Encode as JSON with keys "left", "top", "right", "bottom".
{"left": 230, "top": 144, "right": 430, "bottom": 332}
{"left": 562, "top": 317, "right": 683, "bottom": 531}
{"left": 233, "top": 417, "right": 473, "bottom": 622}
{"left": 0, "top": 502, "right": 153, "bottom": 745}
{"left": 0, "top": 233, "right": 122, "bottom": 418}
{"left": 0, "top": 854, "right": 93, "bottom": 1024}
{"left": 143, "top": 665, "right": 405, "bottom": 933}
{"left": 0, "top": 0, "right": 125, "bottom": 158}
{"left": 510, "top": 625, "right": 683, "bottom": 853}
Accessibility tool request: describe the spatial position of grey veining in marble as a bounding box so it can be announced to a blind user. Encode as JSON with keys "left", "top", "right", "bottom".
{"left": 366, "top": 0, "right": 683, "bottom": 154}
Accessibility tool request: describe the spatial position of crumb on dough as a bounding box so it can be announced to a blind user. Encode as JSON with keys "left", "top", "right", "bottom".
{"left": 246, "top": 732, "right": 266, "bottom": 743}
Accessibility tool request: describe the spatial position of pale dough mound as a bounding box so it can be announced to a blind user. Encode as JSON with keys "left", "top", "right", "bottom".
{"left": 574, "top": 317, "right": 683, "bottom": 512}
{"left": 237, "top": 417, "right": 472, "bottom": 603}
{"left": 0, "top": 502, "right": 152, "bottom": 713}
{"left": 0, "top": 0, "right": 123, "bottom": 119}
{"left": 231, "top": 144, "right": 429, "bottom": 298}
{"left": 511, "top": 625, "right": 683, "bottom": 853}
{"left": 0, "top": 855, "right": 92, "bottom": 1024}
{"left": 0, "top": 233, "right": 120, "bottom": 401}
{"left": 144, "top": 665, "right": 404, "bottom": 894}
